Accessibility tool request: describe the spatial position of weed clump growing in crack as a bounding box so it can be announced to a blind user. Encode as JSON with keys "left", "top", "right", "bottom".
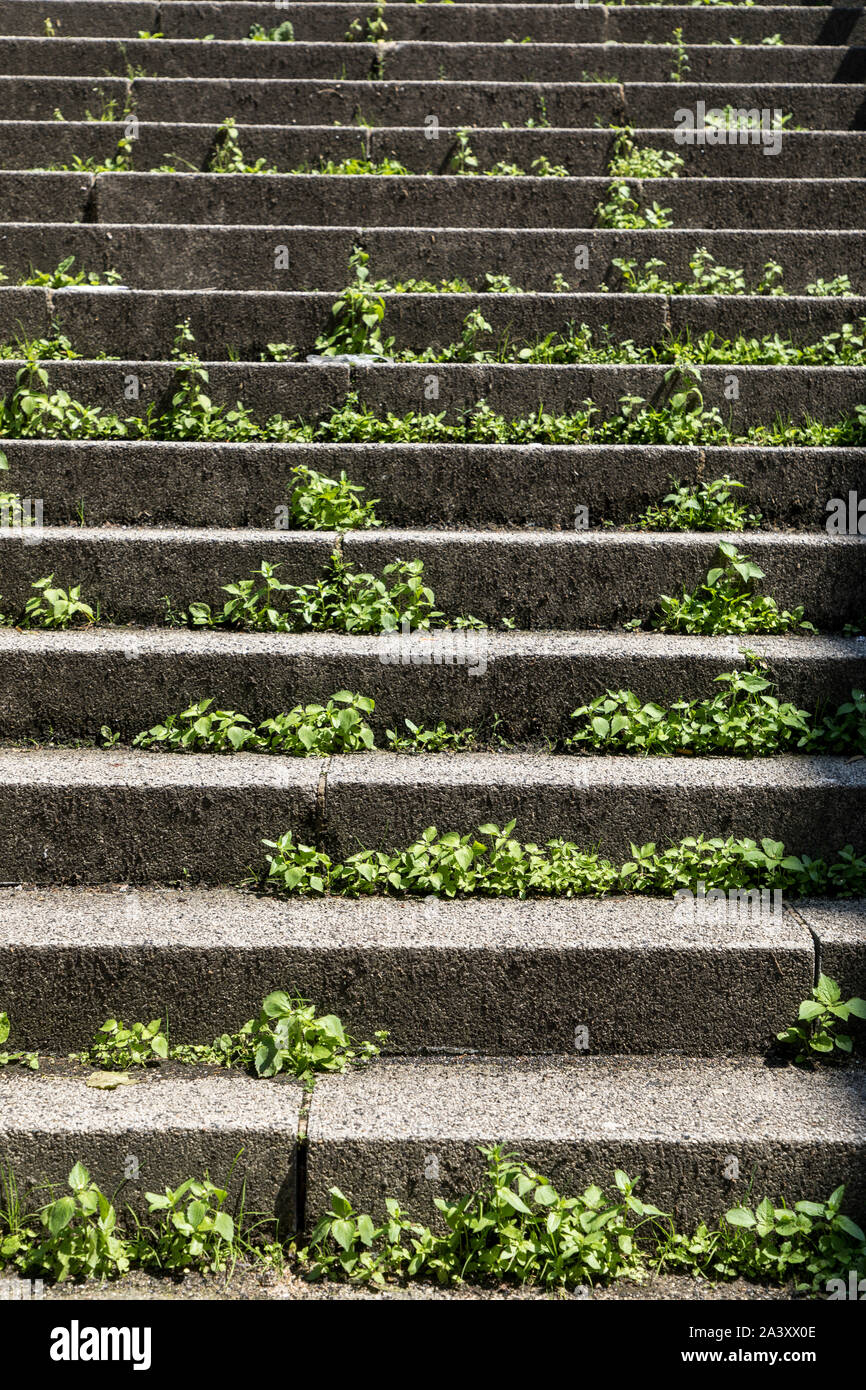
{"left": 627, "top": 543, "right": 815, "bottom": 635}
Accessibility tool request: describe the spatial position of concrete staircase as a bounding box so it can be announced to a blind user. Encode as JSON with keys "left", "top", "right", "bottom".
{"left": 0, "top": 0, "right": 865, "bottom": 1253}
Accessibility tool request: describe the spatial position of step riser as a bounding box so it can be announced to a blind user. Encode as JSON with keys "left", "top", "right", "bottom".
{"left": 0, "top": 758, "right": 319, "bottom": 883}
{"left": 0, "top": 531, "right": 862, "bottom": 629}
{"left": 92, "top": 175, "right": 866, "bottom": 231}
{"left": 1, "top": 361, "right": 863, "bottom": 430}
{"left": 5, "top": 440, "right": 864, "bottom": 530}
{"left": 4, "top": 219, "right": 863, "bottom": 289}
{"left": 8, "top": 78, "right": 863, "bottom": 129}
{"left": 320, "top": 756, "right": 866, "bottom": 862}
{"left": 6, "top": 288, "right": 866, "bottom": 359}
{"left": 1, "top": 225, "right": 862, "bottom": 293}
{"left": 4, "top": 39, "right": 866, "bottom": 84}
{"left": 6, "top": 122, "right": 865, "bottom": 178}
{"left": 307, "top": 1132, "right": 866, "bottom": 1226}
{"left": 0, "top": 753, "right": 862, "bottom": 880}
{"left": 1, "top": 633, "right": 861, "bottom": 739}
{"left": 0, "top": 936, "right": 812, "bottom": 1055}
{"left": 0, "top": 1073, "right": 300, "bottom": 1227}
{"left": 5, "top": 3, "right": 866, "bottom": 46}
{"left": 305, "top": 1058, "right": 866, "bottom": 1225}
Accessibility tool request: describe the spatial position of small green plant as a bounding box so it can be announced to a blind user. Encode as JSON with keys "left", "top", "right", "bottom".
{"left": 308, "top": 156, "right": 410, "bottom": 176}
{"left": 0, "top": 1161, "right": 39, "bottom": 1266}
{"left": 174, "top": 554, "right": 480, "bottom": 636}
{"left": 610, "top": 248, "right": 785, "bottom": 296}
{"left": 804, "top": 688, "right": 866, "bottom": 754}
{"left": 141, "top": 1177, "right": 237, "bottom": 1273}
{"left": 0, "top": 333, "right": 90, "bottom": 362}
{"left": 302, "top": 1148, "right": 866, "bottom": 1293}
{"left": 0, "top": 1012, "right": 39, "bottom": 1070}
{"left": 665, "top": 1187, "right": 866, "bottom": 1291}
{"left": 3, "top": 362, "right": 865, "bottom": 450}
{"left": 133, "top": 701, "right": 258, "bottom": 754}
{"left": 315, "top": 247, "right": 394, "bottom": 358}
{"left": 777, "top": 976, "right": 866, "bottom": 1064}
{"left": 806, "top": 275, "right": 854, "bottom": 297}
{"left": 596, "top": 181, "right": 673, "bottom": 230}
{"left": 0, "top": 362, "right": 129, "bottom": 439}
{"left": 670, "top": 26, "right": 690, "bottom": 81}
{"left": 288, "top": 464, "right": 381, "bottom": 530}
{"left": 207, "top": 117, "right": 278, "bottom": 174}
{"left": 257, "top": 823, "right": 866, "bottom": 901}
{"left": 633, "top": 477, "right": 760, "bottom": 531}
{"left": 134, "top": 693, "right": 377, "bottom": 756}
{"left": 449, "top": 128, "right": 479, "bottom": 175}
{"left": 0, "top": 576, "right": 98, "bottom": 630}
{"left": 631, "top": 543, "right": 815, "bottom": 636}
{"left": 21, "top": 257, "right": 121, "bottom": 288}
{"left": 242, "top": 991, "right": 385, "bottom": 1083}
{"left": 607, "top": 129, "right": 684, "bottom": 179}
{"left": 172, "top": 992, "right": 387, "bottom": 1086}
{"left": 26, "top": 1164, "right": 130, "bottom": 1283}
{"left": 257, "top": 695, "right": 377, "bottom": 755}
{"left": 385, "top": 719, "right": 477, "bottom": 752}
{"left": 304, "top": 1150, "right": 659, "bottom": 1286}
{"left": 247, "top": 21, "right": 294, "bottom": 42}
{"left": 566, "top": 668, "right": 866, "bottom": 758}
{"left": 346, "top": 1, "right": 388, "bottom": 42}
{"left": 77, "top": 1018, "right": 169, "bottom": 1070}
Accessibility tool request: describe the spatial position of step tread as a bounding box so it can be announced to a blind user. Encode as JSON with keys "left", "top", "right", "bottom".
{"left": 0, "top": 1069, "right": 303, "bottom": 1130}
{"left": 0, "top": 745, "right": 861, "bottom": 788}
{"left": 0, "top": 882, "right": 812, "bottom": 950}
{"left": 307, "top": 1053, "right": 866, "bottom": 1141}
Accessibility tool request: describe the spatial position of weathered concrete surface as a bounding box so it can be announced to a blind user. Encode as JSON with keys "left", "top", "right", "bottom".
{"left": 1, "top": 224, "right": 861, "bottom": 292}
{"left": 90, "top": 172, "right": 866, "bottom": 230}
{"left": 1, "top": 38, "right": 864, "bottom": 85}
{"left": 0, "top": 358, "right": 863, "bottom": 430}
{"left": 3, "top": 3, "right": 865, "bottom": 48}
{"left": 0, "top": 886, "right": 814, "bottom": 1054}
{"left": 0, "top": 628, "right": 862, "bottom": 739}
{"left": 6, "top": 121, "right": 865, "bottom": 178}
{"left": 2, "top": 438, "right": 863, "bottom": 529}
{"left": 0, "top": 747, "right": 862, "bottom": 882}
{"left": 5, "top": 284, "right": 865, "bottom": 358}
{"left": 796, "top": 899, "right": 866, "bottom": 999}
{"left": 0, "top": 747, "right": 321, "bottom": 882}
{"left": 0, "top": 1070, "right": 301, "bottom": 1227}
{"left": 0, "top": 527, "right": 862, "bottom": 628}
{"left": 306, "top": 1055, "right": 866, "bottom": 1223}
{"left": 321, "top": 751, "right": 866, "bottom": 859}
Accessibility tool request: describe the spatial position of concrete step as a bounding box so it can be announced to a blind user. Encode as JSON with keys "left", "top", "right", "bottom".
{"left": 1, "top": 359, "right": 863, "bottom": 429}
{"left": 7, "top": 286, "right": 866, "bottom": 360}
{"left": 0, "top": 886, "right": 816, "bottom": 1054}
{"left": 6, "top": 76, "right": 863, "bottom": 129}
{"left": 2, "top": 1054, "right": 863, "bottom": 1252}
{"left": 0, "top": 1069, "right": 301, "bottom": 1227}
{"left": 1, "top": 223, "right": 862, "bottom": 292}
{"left": 4, "top": 3, "right": 865, "bottom": 47}
{"left": 796, "top": 898, "right": 866, "bottom": 997}
{"left": 2, "top": 37, "right": 865, "bottom": 84}
{"left": 0, "top": 747, "right": 862, "bottom": 880}
{"left": 9, "top": 168, "right": 863, "bottom": 231}
{"left": 304, "top": 1055, "right": 866, "bottom": 1224}
{"left": 1, "top": 628, "right": 862, "bottom": 741}
{"left": 7, "top": 121, "right": 865, "bottom": 178}
{"left": 0, "top": 527, "right": 862, "bottom": 629}
{"left": 88, "top": 173, "right": 866, "bottom": 231}
{"left": 4, "top": 439, "right": 862, "bottom": 530}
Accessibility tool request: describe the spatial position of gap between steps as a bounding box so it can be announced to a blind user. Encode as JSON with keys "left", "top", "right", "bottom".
{"left": 787, "top": 902, "right": 823, "bottom": 987}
